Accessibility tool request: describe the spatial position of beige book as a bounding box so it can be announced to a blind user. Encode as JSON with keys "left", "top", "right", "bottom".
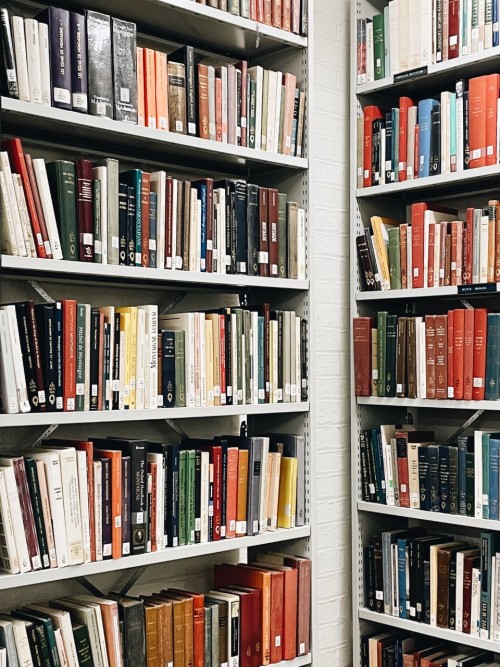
{"left": 73, "top": 597, "right": 122, "bottom": 667}
{"left": 267, "top": 452, "right": 282, "bottom": 531}
{"left": 296, "top": 90, "right": 306, "bottom": 157}
{"left": 0, "top": 469, "right": 20, "bottom": 573}
{"left": 134, "top": 307, "right": 146, "bottom": 410}
{"left": 167, "top": 61, "right": 186, "bottom": 134}
{"left": 52, "top": 599, "right": 108, "bottom": 667}
{"left": 35, "top": 459, "right": 57, "bottom": 568}
{"left": 12, "top": 173, "right": 36, "bottom": 257}
{"left": 54, "top": 628, "right": 69, "bottom": 667}
{"left": 204, "top": 318, "right": 215, "bottom": 407}
{"left": 0, "top": 152, "right": 27, "bottom": 256}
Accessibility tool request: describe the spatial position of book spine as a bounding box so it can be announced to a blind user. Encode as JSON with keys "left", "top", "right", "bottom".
{"left": 69, "top": 12, "right": 88, "bottom": 112}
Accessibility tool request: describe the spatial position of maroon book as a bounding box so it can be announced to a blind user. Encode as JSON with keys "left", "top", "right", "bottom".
{"left": 226, "top": 585, "right": 262, "bottom": 667}
{"left": 462, "top": 554, "right": 480, "bottom": 633}
{"left": 26, "top": 300, "right": 47, "bottom": 412}
{"left": 165, "top": 176, "right": 174, "bottom": 269}
{"left": 353, "top": 317, "right": 374, "bottom": 396}
{"left": 258, "top": 187, "right": 269, "bottom": 277}
{"left": 268, "top": 188, "right": 279, "bottom": 278}
{"left": 76, "top": 158, "right": 94, "bottom": 261}
{"left": 25, "top": 153, "right": 53, "bottom": 259}
{"left": 140, "top": 171, "right": 150, "bottom": 268}
{"left": 221, "top": 587, "right": 256, "bottom": 667}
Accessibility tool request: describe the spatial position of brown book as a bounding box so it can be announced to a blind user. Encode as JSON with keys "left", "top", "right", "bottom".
{"left": 353, "top": 317, "right": 374, "bottom": 397}
{"left": 463, "top": 307, "right": 474, "bottom": 400}
{"left": 158, "top": 593, "right": 192, "bottom": 667}
{"left": 439, "top": 221, "right": 448, "bottom": 286}
{"left": 436, "top": 546, "right": 464, "bottom": 628}
{"left": 176, "top": 179, "right": 184, "bottom": 269}
{"left": 422, "top": 652, "right": 448, "bottom": 667}
{"left": 137, "top": 47, "right": 145, "bottom": 126}
{"left": 148, "top": 596, "right": 173, "bottom": 667}
{"left": 141, "top": 171, "right": 150, "bottom": 268}
{"left": 236, "top": 449, "right": 249, "bottom": 537}
{"left": 406, "top": 317, "right": 417, "bottom": 398}
{"left": 25, "top": 153, "right": 53, "bottom": 258}
{"left": 144, "top": 603, "right": 160, "bottom": 666}
{"left": 494, "top": 201, "right": 500, "bottom": 282}
{"left": 396, "top": 316, "right": 407, "bottom": 398}
{"left": 268, "top": 188, "right": 279, "bottom": 277}
{"left": 258, "top": 187, "right": 269, "bottom": 277}
{"left": 225, "top": 586, "right": 261, "bottom": 667}
{"left": 462, "top": 554, "right": 480, "bottom": 633}
{"left": 282, "top": 0, "right": 291, "bottom": 30}
{"left": 197, "top": 63, "right": 209, "bottom": 140}
{"left": 166, "top": 590, "right": 204, "bottom": 667}
{"left": 434, "top": 314, "right": 448, "bottom": 399}
{"left": 168, "top": 62, "right": 187, "bottom": 134}
{"left": 425, "top": 315, "right": 436, "bottom": 399}
{"left": 444, "top": 232, "right": 452, "bottom": 285}
{"left": 272, "top": 0, "right": 282, "bottom": 26}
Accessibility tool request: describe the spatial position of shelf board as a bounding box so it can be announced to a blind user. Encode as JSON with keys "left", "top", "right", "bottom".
{"left": 357, "top": 501, "right": 500, "bottom": 531}
{"left": 356, "top": 396, "right": 500, "bottom": 411}
{"left": 356, "top": 284, "right": 500, "bottom": 301}
{"left": 0, "top": 402, "right": 309, "bottom": 428}
{"left": 359, "top": 608, "right": 500, "bottom": 652}
{"left": 54, "top": 0, "right": 307, "bottom": 58}
{"left": 356, "top": 46, "right": 500, "bottom": 97}
{"left": 1, "top": 255, "right": 309, "bottom": 292}
{"left": 356, "top": 163, "right": 500, "bottom": 199}
{"left": 0, "top": 526, "right": 310, "bottom": 591}
{"left": 271, "top": 656, "right": 311, "bottom": 667}
{"left": 1, "top": 98, "right": 308, "bottom": 174}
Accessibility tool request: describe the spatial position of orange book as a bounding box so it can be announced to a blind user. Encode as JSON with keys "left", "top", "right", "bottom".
{"left": 363, "top": 106, "right": 383, "bottom": 188}
{"left": 453, "top": 309, "right": 465, "bottom": 400}
{"left": 463, "top": 308, "right": 474, "bottom": 400}
{"left": 486, "top": 73, "right": 500, "bottom": 165}
{"left": 97, "top": 600, "right": 122, "bottom": 667}
{"left": 434, "top": 314, "right": 448, "bottom": 400}
{"left": 151, "top": 594, "right": 183, "bottom": 667}
{"left": 469, "top": 75, "right": 487, "bottom": 168}
{"left": 197, "top": 64, "right": 210, "bottom": 140}
{"left": 214, "top": 563, "right": 272, "bottom": 666}
{"left": 225, "top": 446, "right": 239, "bottom": 538}
{"left": 282, "top": 0, "right": 291, "bottom": 30}
{"left": 166, "top": 590, "right": 204, "bottom": 667}
{"left": 447, "top": 310, "right": 455, "bottom": 399}
{"left": 155, "top": 50, "right": 168, "bottom": 131}
{"left": 137, "top": 47, "right": 145, "bottom": 126}
{"left": 94, "top": 448, "right": 122, "bottom": 559}
{"left": 148, "top": 596, "right": 174, "bottom": 667}
{"left": 264, "top": 0, "right": 272, "bottom": 24}
{"left": 248, "top": 566, "right": 283, "bottom": 664}
{"left": 398, "top": 97, "right": 415, "bottom": 181}
{"left": 215, "top": 76, "right": 222, "bottom": 142}
{"left": 281, "top": 72, "right": 297, "bottom": 155}
{"left": 141, "top": 597, "right": 167, "bottom": 667}
{"left": 425, "top": 315, "right": 436, "bottom": 399}
{"left": 236, "top": 449, "right": 249, "bottom": 537}
{"left": 62, "top": 299, "right": 77, "bottom": 411}
{"left": 144, "top": 48, "right": 157, "bottom": 129}
{"left": 473, "top": 308, "right": 488, "bottom": 400}
{"left": 141, "top": 171, "right": 151, "bottom": 268}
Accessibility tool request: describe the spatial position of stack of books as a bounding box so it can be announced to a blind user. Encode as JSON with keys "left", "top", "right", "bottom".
{"left": 0, "top": 433, "right": 305, "bottom": 573}
{"left": 195, "top": 0, "right": 308, "bottom": 35}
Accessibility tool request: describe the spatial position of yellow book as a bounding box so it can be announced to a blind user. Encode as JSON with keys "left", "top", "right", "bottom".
{"left": 204, "top": 317, "right": 214, "bottom": 407}
{"left": 370, "top": 215, "right": 400, "bottom": 291}
{"left": 118, "top": 311, "right": 130, "bottom": 409}
{"left": 277, "top": 456, "right": 297, "bottom": 529}
{"left": 116, "top": 307, "right": 138, "bottom": 409}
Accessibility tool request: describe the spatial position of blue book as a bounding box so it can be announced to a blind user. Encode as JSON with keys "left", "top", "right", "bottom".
{"left": 397, "top": 538, "right": 407, "bottom": 618}
{"left": 457, "top": 435, "right": 472, "bottom": 515}
{"left": 371, "top": 428, "right": 387, "bottom": 504}
{"left": 149, "top": 191, "right": 157, "bottom": 268}
{"left": 493, "top": 0, "right": 499, "bottom": 46}
{"left": 195, "top": 182, "right": 207, "bottom": 272}
{"left": 428, "top": 444, "right": 440, "bottom": 512}
{"left": 485, "top": 313, "right": 500, "bottom": 399}
{"left": 418, "top": 445, "right": 431, "bottom": 511}
{"left": 121, "top": 169, "right": 142, "bottom": 267}
{"left": 418, "top": 98, "right": 439, "bottom": 178}
{"left": 489, "top": 438, "right": 500, "bottom": 520}
{"left": 439, "top": 444, "right": 451, "bottom": 513}
{"left": 69, "top": 12, "right": 88, "bottom": 113}
{"left": 36, "top": 7, "right": 72, "bottom": 110}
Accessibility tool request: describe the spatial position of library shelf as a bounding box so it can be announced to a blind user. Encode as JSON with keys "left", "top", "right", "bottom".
{"left": 355, "top": 285, "right": 493, "bottom": 302}
{"left": 0, "top": 402, "right": 310, "bottom": 428}
{"left": 0, "top": 525, "right": 311, "bottom": 591}
{"left": 356, "top": 396, "right": 500, "bottom": 411}
{"left": 271, "top": 657, "right": 312, "bottom": 667}
{"left": 1, "top": 98, "right": 308, "bottom": 174}
{"left": 357, "top": 501, "right": 500, "bottom": 532}
{"left": 1, "top": 255, "right": 309, "bottom": 292}
{"left": 359, "top": 608, "right": 500, "bottom": 653}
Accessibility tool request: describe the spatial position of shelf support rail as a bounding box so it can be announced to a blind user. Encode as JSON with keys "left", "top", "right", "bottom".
{"left": 76, "top": 576, "right": 104, "bottom": 597}
{"left": 447, "top": 409, "right": 484, "bottom": 443}
{"left": 31, "top": 423, "right": 59, "bottom": 447}
{"left": 28, "top": 281, "right": 55, "bottom": 303}
{"left": 117, "top": 566, "right": 147, "bottom": 595}
{"left": 159, "top": 291, "right": 188, "bottom": 315}
{"left": 165, "top": 419, "right": 189, "bottom": 439}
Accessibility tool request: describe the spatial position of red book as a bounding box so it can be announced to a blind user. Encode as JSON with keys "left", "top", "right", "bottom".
{"left": 140, "top": 171, "right": 150, "bottom": 268}
{"left": 167, "top": 589, "right": 205, "bottom": 667}
{"left": 282, "top": 0, "right": 291, "bottom": 30}
{"left": 448, "top": 0, "right": 460, "bottom": 58}
{"left": 353, "top": 317, "right": 374, "bottom": 396}
{"left": 271, "top": 0, "right": 282, "bottom": 27}
{"left": 249, "top": 566, "right": 283, "bottom": 664}
{"left": 258, "top": 187, "right": 269, "bottom": 277}
{"left": 486, "top": 73, "right": 500, "bottom": 166}
{"left": 463, "top": 308, "right": 474, "bottom": 400}
{"left": 425, "top": 315, "right": 436, "bottom": 399}
{"left": 143, "top": 48, "right": 156, "bottom": 129}
{"left": 268, "top": 188, "right": 279, "bottom": 277}
{"left": 62, "top": 299, "right": 76, "bottom": 412}
{"left": 462, "top": 554, "right": 480, "bottom": 633}
{"left": 136, "top": 47, "right": 145, "bottom": 126}
{"left": 94, "top": 448, "right": 122, "bottom": 559}
{"left": 434, "top": 314, "right": 447, "bottom": 399}
{"left": 2, "top": 138, "right": 47, "bottom": 258}
{"left": 450, "top": 220, "right": 459, "bottom": 285}
{"left": 215, "top": 76, "right": 222, "bottom": 142}
{"left": 250, "top": 0, "right": 257, "bottom": 20}
{"left": 472, "top": 307, "right": 488, "bottom": 400}
{"left": 236, "top": 61, "right": 248, "bottom": 148}
{"left": 281, "top": 72, "right": 297, "bottom": 155}
{"left": 258, "top": 0, "right": 265, "bottom": 23}
{"left": 398, "top": 97, "right": 415, "bottom": 181}
{"left": 165, "top": 176, "right": 174, "bottom": 269}
{"left": 453, "top": 308, "right": 465, "bottom": 400}
{"left": 395, "top": 431, "right": 411, "bottom": 507}
{"left": 464, "top": 209, "right": 474, "bottom": 286}
{"left": 225, "top": 446, "right": 238, "bottom": 538}
{"left": 24, "top": 154, "right": 53, "bottom": 259}
{"left": 197, "top": 63, "right": 210, "bottom": 140}
{"left": 447, "top": 310, "right": 454, "bottom": 399}
{"left": 363, "top": 105, "right": 383, "bottom": 187}
{"left": 469, "top": 75, "right": 487, "bottom": 169}
{"left": 226, "top": 585, "right": 262, "bottom": 667}
{"left": 200, "top": 445, "right": 222, "bottom": 540}
{"left": 411, "top": 203, "right": 457, "bottom": 288}
{"left": 76, "top": 158, "right": 94, "bottom": 261}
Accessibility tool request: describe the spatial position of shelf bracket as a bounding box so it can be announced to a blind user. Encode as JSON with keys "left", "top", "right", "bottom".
{"left": 117, "top": 566, "right": 147, "bottom": 595}
{"left": 447, "top": 409, "right": 484, "bottom": 442}
{"left": 165, "top": 419, "right": 189, "bottom": 440}
{"left": 461, "top": 298, "right": 474, "bottom": 310}
{"left": 31, "top": 424, "right": 59, "bottom": 447}
{"left": 160, "top": 291, "right": 187, "bottom": 315}
{"left": 76, "top": 576, "right": 104, "bottom": 597}
{"left": 29, "top": 281, "right": 55, "bottom": 303}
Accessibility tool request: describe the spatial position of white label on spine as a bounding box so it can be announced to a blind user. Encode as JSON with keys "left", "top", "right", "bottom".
{"left": 448, "top": 387, "right": 454, "bottom": 398}
{"left": 123, "top": 543, "right": 130, "bottom": 555}
{"left": 376, "top": 591, "right": 383, "bottom": 600}
{"left": 72, "top": 93, "right": 88, "bottom": 110}
{"left": 299, "top": 644, "right": 305, "bottom": 655}
{"left": 56, "top": 397, "right": 63, "bottom": 409}
{"left": 38, "top": 390, "right": 46, "bottom": 402}
{"left": 275, "top": 636, "right": 281, "bottom": 647}
{"left": 135, "top": 252, "right": 141, "bottom": 264}
{"left": 112, "top": 380, "right": 120, "bottom": 391}
{"left": 253, "top": 520, "right": 259, "bottom": 533}
{"left": 53, "top": 87, "right": 71, "bottom": 104}
{"left": 115, "top": 516, "right": 121, "bottom": 528}
{"left": 207, "top": 240, "right": 213, "bottom": 251}
{"left": 195, "top": 518, "right": 201, "bottom": 531}
{"left": 91, "top": 384, "right": 98, "bottom": 397}
{"left": 400, "top": 483, "right": 407, "bottom": 492}
{"left": 177, "top": 120, "right": 185, "bottom": 132}
{"left": 32, "top": 555, "right": 42, "bottom": 570}
{"left": 236, "top": 520, "right": 246, "bottom": 533}
{"left": 103, "top": 544, "right": 112, "bottom": 556}
{"left": 44, "top": 241, "right": 52, "bottom": 254}
{"left": 258, "top": 251, "right": 268, "bottom": 264}
{"left": 97, "top": 102, "right": 108, "bottom": 116}
{"left": 372, "top": 370, "right": 378, "bottom": 379}
{"left": 120, "top": 87, "right": 130, "bottom": 103}
{"left": 473, "top": 377, "right": 483, "bottom": 387}
{"left": 149, "top": 239, "right": 156, "bottom": 250}
{"left": 136, "top": 511, "right": 144, "bottom": 524}
{"left": 76, "top": 383, "right": 85, "bottom": 396}
{"left": 94, "top": 240, "right": 102, "bottom": 255}
{"left": 188, "top": 122, "right": 195, "bottom": 134}
{"left": 83, "top": 233, "right": 93, "bottom": 246}
{"left": 112, "top": 236, "right": 119, "bottom": 248}
{"left": 66, "top": 398, "right": 75, "bottom": 411}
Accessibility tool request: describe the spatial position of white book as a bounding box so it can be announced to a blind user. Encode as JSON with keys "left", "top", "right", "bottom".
{"left": 227, "top": 65, "right": 237, "bottom": 145}
{"left": 94, "top": 460, "right": 103, "bottom": 560}
{"left": 486, "top": 0, "right": 494, "bottom": 46}
{"left": 38, "top": 22, "right": 50, "bottom": 106}
{"left": 406, "top": 106, "right": 417, "bottom": 179}
{"left": 456, "top": 550, "right": 469, "bottom": 632}
{"left": 76, "top": 450, "right": 91, "bottom": 564}
{"left": 440, "top": 91, "right": 449, "bottom": 174}
{"left": 248, "top": 66, "right": 263, "bottom": 150}
{"left": 251, "top": 311, "right": 259, "bottom": 404}
{"left": 150, "top": 171, "right": 166, "bottom": 270}
{"left": 55, "top": 600, "right": 109, "bottom": 667}
{"left": 118, "top": 325, "right": 126, "bottom": 411}
{"left": 32, "top": 158, "right": 64, "bottom": 259}
{"left": 398, "top": 0, "right": 410, "bottom": 71}
{"left": 11, "top": 15, "right": 30, "bottom": 102}
{"left": 24, "top": 19, "right": 42, "bottom": 104}
{"left": 366, "top": 20, "right": 374, "bottom": 83}
{"left": 456, "top": 85, "right": 465, "bottom": 171}
{"left": 0, "top": 170, "right": 19, "bottom": 256}
{"left": 493, "top": 552, "right": 500, "bottom": 641}
{"left": 420, "top": 0, "right": 433, "bottom": 64}
{"left": 2, "top": 305, "right": 30, "bottom": 412}
{"left": 471, "top": 566, "right": 481, "bottom": 636}
{"left": 35, "top": 459, "right": 57, "bottom": 568}
{"left": 230, "top": 312, "right": 238, "bottom": 404}
{"left": 0, "top": 152, "right": 27, "bottom": 256}
{"left": 200, "top": 312, "right": 208, "bottom": 406}
{"left": 380, "top": 426, "right": 396, "bottom": 506}
{"left": 171, "top": 178, "right": 178, "bottom": 271}
{"left": 479, "top": 213, "right": 489, "bottom": 283}
{"left": 54, "top": 628, "right": 69, "bottom": 667}
{"left": 135, "top": 307, "right": 146, "bottom": 410}
{"left": 289, "top": 312, "right": 296, "bottom": 402}
{"left": 389, "top": 0, "right": 400, "bottom": 75}
{"left": 159, "top": 312, "right": 196, "bottom": 407}
{"left": 433, "top": 221, "right": 441, "bottom": 287}
{"left": 0, "top": 468, "right": 20, "bottom": 573}
{"left": 266, "top": 70, "right": 278, "bottom": 153}
{"left": 147, "top": 452, "right": 164, "bottom": 550}
{"left": 187, "top": 188, "right": 197, "bottom": 272}
{"left": 273, "top": 73, "right": 282, "bottom": 154}
{"left": 0, "top": 466, "right": 30, "bottom": 572}
{"left": 478, "top": 0, "right": 486, "bottom": 49}
{"left": 95, "top": 159, "right": 119, "bottom": 265}
{"left": 0, "top": 619, "right": 18, "bottom": 667}
{"left": 92, "top": 166, "right": 108, "bottom": 265}
{"left": 12, "top": 173, "right": 36, "bottom": 257}
{"left": 83, "top": 303, "right": 91, "bottom": 411}
{"left": 415, "top": 317, "right": 426, "bottom": 398}
{"left": 207, "top": 591, "right": 240, "bottom": 667}
{"left": 139, "top": 305, "right": 158, "bottom": 410}
{"left": 409, "top": 0, "right": 421, "bottom": 67}
{"left": 4, "top": 616, "right": 34, "bottom": 667}
{"left": 474, "top": 430, "right": 484, "bottom": 518}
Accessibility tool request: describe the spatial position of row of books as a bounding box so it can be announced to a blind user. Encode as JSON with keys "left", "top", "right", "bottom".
{"left": 359, "top": 75, "right": 500, "bottom": 188}
{"left": 0, "top": 139, "right": 307, "bottom": 278}
{"left": 365, "top": 528, "right": 500, "bottom": 641}
{"left": 357, "top": 0, "right": 500, "bottom": 85}
{"left": 353, "top": 308, "right": 500, "bottom": 400}
{"left": 362, "top": 631, "right": 500, "bottom": 667}
{"left": 0, "top": 556, "right": 311, "bottom": 667}
{"left": 359, "top": 424, "right": 500, "bottom": 520}
{"left": 194, "top": 0, "right": 308, "bottom": 35}
{"left": 1, "top": 8, "right": 306, "bottom": 156}
{"left": 0, "top": 433, "right": 305, "bottom": 576}
{"left": 0, "top": 301, "right": 308, "bottom": 414}
{"left": 357, "top": 201, "right": 500, "bottom": 292}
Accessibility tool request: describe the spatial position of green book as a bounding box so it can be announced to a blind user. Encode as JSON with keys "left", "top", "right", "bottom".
{"left": 76, "top": 304, "right": 87, "bottom": 411}
{"left": 174, "top": 330, "right": 186, "bottom": 407}
{"left": 72, "top": 624, "right": 94, "bottom": 666}
{"left": 385, "top": 314, "right": 398, "bottom": 397}
{"left": 377, "top": 311, "right": 388, "bottom": 397}
{"left": 186, "top": 449, "right": 196, "bottom": 545}
{"left": 387, "top": 227, "right": 401, "bottom": 290}
{"left": 46, "top": 160, "right": 78, "bottom": 261}
{"left": 278, "top": 84, "right": 286, "bottom": 154}
{"left": 373, "top": 13, "right": 385, "bottom": 80}
{"left": 24, "top": 458, "right": 50, "bottom": 569}
{"left": 178, "top": 450, "right": 187, "bottom": 546}
{"left": 277, "top": 193, "right": 287, "bottom": 278}
{"left": 92, "top": 178, "right": 102, "bottom": 264}
{"left": 248, "top": 79, "right": 257, "bottom": 150}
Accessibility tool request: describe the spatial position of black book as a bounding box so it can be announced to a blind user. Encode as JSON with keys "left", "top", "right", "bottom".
{"left": 161, "top": 329, "right": 175, "bottom": 408}
{"left": 448, "top": 549, "right": 459, "bottom": 630}
{"left": 224, "top": 308, "right": 233, "bottom": 406}
{"left": 111, "top": 18, "right": 137, "bottom": 123}
{"left": 233, "top": 180, "right": 247, "bottom": 274}
{"left": 365, "top": 544, "right": 376, "bottom": 610}
{"left": 371, "top": 118, "right": 382, "bottom": 186}
{"left": 214, "top": 179, "right": 233, "bottom": 274}
{"left": 168, "top": 46, "right": 198, "bottom": 137}
{"left": 466, "top": 450, "right": 475, "bottom": 516}
{"left": 25, "top": 621, "right": 44, "bottom": 667}
{"left": 463, "top": 87, "right": 470, "bottom": 169}
{"left": 247, "top": 183, "right": 259, "bottom": 276}
{"left": 364, "top": 430, "right": 377, "bottom": 503}
{"left": 98, "top": 456, "right": 112, "bottom": 559}
{"left": 218, "top": 439, "right": 228, "bottom": 537}
{"left": 373, "top": 534, "right": 384, "bottom": 613}
{"left": 149, "top": 191, "right": 157, "bottom": 268}
{"left": 118, "top": 183, "right": 128, "bottom": 265}
{"left": 166, "top": 444, "right": 180, "bottom": 547}
{"left": 35, "top": 303, "right": 57, "bottom": 411}
{"left": 0, "top": 9, "right": 18, "bottom": 98}
{"left": 54, "top": 302, "right": 63, "bottom": 412}
{"left": 121, "top": 455, "right": 130, "bottom": 556}
{"left": 428, "top": 444, "right": 440, "bottom": 512}
{"left": 418, "top": 445, "right": 431, "bottom": 511}
{"left": 86, "top": 10, "right": 113, "bottom": 118}
{"left": 36, "top": 7, "right": 72, "bottom": 110}
{"left": 112, "top": 312, "right": 121, "bottom": 410}
{"left": 25, "top": 458, "right": 50, "bottom": 569}
{"left": 106, "top": 595, "right": 146, "bottom": 667}
{"left": 356, "top": 234, "right": 377, "bottom": 291}
{"left": 359, "top": 431, "right": 371, "bottom": 502}
{"left": 364, "top": 228, "right": 382, "bottom": 290}
{"left": 102, "top": 322, "right": 111, "bottom": 410}
{"left": 69, "top": 12, "right": 88, "bottom": 113}
{"left": 14, "top": 302, "right": 41, "bottom": 411}
{"left": 72, "top": 623, "right": 94, "bottom": 666}
{"left": 89, "top": 308, "right": 101, "bottom": 411}
{"left": 384, "top": 110, "right": 393, "bottom": 182}
{"left": 385, "top": 314, "right": 397, "bottom": 397}
{"left": 449, "top": 445, "right": 458, "bottom": 514}
{"left": 147, "top": 442, "right": 170, "bottom": 547}
{"left": 12, "top": 610, "right": 59, "bottom": 667}
{"left": 438, "top": 444, "right": 451, "bottom": 513}
{"left": 430, "top": 104, "right": 441, "bottom": 175}
{"left": 194, "top": 449, "right": 202, "bottom": 543}
{"left": 126, "top": 185, "right": 136, "bottom": 266}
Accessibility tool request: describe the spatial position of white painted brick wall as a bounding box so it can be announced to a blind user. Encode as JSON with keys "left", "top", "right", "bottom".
{"left": 312, "top": 0, "right": 352, "bottom": 664}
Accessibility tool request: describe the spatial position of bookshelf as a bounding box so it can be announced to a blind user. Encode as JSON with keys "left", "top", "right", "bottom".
{"left": 0, "top": 1, "right": 315, "bottom": 665}
{"left": 351, "top": 0, "right": 500, "bottom": 663}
